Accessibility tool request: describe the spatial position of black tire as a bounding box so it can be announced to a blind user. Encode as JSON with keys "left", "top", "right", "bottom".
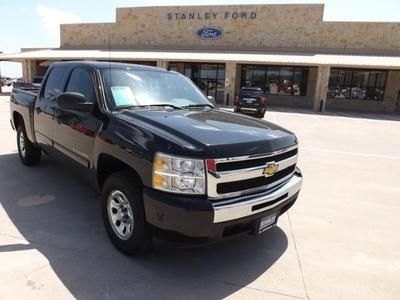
{"left": 101, "top": 171, "right": 152, "bottom": 255}
{"left": 257, "top": 108, "right": 266, "bottom": 118}
{"left": 17, "top": 125, "right": 41, "bottom": 166}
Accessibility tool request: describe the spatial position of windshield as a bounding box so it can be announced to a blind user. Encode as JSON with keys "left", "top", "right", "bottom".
{"left": 101, "top": 69, "right": 212, "bottom": 110}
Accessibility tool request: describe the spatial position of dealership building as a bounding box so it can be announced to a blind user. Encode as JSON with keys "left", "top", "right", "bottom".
{"left": 2, "top": 4, "right": 400, "bottom": 113}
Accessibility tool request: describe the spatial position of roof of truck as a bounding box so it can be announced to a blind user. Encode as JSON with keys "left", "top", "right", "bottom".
{"left": 50, "top": 61, "right": 167, "bottom": 72}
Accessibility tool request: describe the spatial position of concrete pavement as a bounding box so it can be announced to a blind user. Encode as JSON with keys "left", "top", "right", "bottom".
{"left": 0, "top": 86, "right": 399, "bottom": 299}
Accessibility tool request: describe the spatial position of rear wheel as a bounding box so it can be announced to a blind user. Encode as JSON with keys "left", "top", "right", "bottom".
{"left": 257, "top": 108, "right": 266, "bottom": 119}
{"left": 101, "top": 171, "right": 152, "bottom": 255}
{"left": 17, "top": 125, "right": 41, "bottom": 166}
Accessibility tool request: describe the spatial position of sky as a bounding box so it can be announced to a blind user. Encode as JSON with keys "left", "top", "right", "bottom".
{"left": 1, "top": 0, "right": 400, "bottom": 78}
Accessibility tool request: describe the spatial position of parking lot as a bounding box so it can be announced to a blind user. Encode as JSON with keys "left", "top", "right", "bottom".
{"left": 0, "top": 85, "right": 399, "bottom": 300}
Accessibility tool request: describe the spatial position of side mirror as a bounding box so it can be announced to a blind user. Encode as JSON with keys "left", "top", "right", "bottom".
{"left": 207, "top": 95, "right": 216, "bottom": 105}
{"left": 56, "top": 92, "right": 94, "bottom": 112}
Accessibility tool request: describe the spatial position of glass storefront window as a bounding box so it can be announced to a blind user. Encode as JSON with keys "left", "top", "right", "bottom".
{"left": 240, "top": 65, "right": 309, "bottom": 96}
{"left": 328, "top": 68, "right": 387, "bottom": 101}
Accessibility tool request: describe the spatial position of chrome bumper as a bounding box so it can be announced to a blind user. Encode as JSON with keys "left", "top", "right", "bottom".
{"left": 212, "top": 174, "right": 302, "bottom": 223}
{"left": 240, "top": 107, "right": 258, "bottom": 111}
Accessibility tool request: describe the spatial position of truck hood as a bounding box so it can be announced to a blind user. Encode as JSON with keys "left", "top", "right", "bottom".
{"left": 115, "top": 108, "right": 297, "bottom": 157}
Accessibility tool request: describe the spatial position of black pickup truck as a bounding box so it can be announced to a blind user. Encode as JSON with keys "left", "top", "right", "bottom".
{"left": 10, "top": 61, "right": 302, "bottom": 255}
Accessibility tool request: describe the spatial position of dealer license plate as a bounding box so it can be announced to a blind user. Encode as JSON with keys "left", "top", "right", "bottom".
{"left": 257, "top": 213, "right": 277, "bottom": 234}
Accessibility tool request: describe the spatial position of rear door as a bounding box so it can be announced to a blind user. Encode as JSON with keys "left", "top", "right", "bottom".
{"left": 33, "top": 66, "right": 69, "bottom": 148}
{"left": 53, "top": 66, "right": 102, "bottom": 167}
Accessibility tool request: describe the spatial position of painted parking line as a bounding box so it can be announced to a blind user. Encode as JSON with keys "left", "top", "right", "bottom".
{"left": 300, "top": 146, "right": 400, "bottom": 160}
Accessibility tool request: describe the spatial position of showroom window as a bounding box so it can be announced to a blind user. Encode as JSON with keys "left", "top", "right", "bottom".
{"left": 328, "top": 68, "right": 387, "bottom": 101}
{"left": 240, "top": 65, "right": 309, "bottom": 96}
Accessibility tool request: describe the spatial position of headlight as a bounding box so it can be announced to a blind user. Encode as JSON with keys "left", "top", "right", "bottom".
{"left": 152, "top": 152, "right": 205, "bottom": 194}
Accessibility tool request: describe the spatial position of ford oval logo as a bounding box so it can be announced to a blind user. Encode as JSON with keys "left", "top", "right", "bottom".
{"left": 196, "top": 27, "right": 224, "bottom": 40}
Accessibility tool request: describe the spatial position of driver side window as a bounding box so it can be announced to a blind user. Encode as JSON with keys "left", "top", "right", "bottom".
{"left": 65, "top": 68, "right": 96, "bottom": 103}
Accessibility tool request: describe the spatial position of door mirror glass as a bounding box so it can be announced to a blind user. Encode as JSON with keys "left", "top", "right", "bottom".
{"left": 56, "top": 92, "right": 94, "bottom": 112}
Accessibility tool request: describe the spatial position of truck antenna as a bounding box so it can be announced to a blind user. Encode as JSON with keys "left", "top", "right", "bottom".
{"left": 108, "top": 31, "right": 112, "bottom": 86}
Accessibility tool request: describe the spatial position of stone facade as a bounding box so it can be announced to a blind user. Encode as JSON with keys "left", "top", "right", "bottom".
{"left": 60, "top": 4, "right": 400, "bottom": 54}
{"left": 15, "top": 4, "right": 400, "bottom": 113}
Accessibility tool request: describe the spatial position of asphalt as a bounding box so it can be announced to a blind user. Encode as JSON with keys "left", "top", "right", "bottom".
{"left": 0, "top": 86, "right": 399, "bottom": 299}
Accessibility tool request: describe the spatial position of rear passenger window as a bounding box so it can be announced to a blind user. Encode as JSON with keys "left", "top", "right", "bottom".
{"left": 66, "top": 68, "right": 96, "bottom": 103}
{"left": 43, "top": 67, "right": 68, "bottom": 100}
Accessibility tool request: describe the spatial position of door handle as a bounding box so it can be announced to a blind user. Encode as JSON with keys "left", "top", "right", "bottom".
{"left": 35, "top": 107, "right": 42, "bottom": 113}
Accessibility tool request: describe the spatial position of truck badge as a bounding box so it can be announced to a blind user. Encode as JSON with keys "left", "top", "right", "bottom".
{"left": 263, "top": 163, "right": 279, "bottom": 176}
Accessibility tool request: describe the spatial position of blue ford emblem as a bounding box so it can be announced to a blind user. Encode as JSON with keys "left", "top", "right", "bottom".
{"left": 196, "top": 27, "right": 224, "bottom": 40}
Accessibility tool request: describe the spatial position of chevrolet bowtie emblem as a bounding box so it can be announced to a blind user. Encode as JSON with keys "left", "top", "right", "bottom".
{"left": 263, "top": 163, "right": 279, "bottom": 175}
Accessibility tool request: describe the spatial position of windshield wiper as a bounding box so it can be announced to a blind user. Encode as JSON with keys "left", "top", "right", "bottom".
{"left": 143, "top": 104, "right": 182, "bottom": 110}
{"left": 115, "top": 104, "right": 182, "bottom": 111}
{"left": 182, "top": 104, "right": 215, "bottom": 109}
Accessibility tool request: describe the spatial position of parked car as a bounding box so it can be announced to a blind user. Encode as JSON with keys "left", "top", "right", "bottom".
{"left": 234, "top": 86, "right": 267, "bottom": 118}
{"left": 10, "top": 61, "right": 302, "bottom": 255}
{"left": 3, "top": 77, "right": 13, "bottom": 86}
{"left": 12, "top": 77, "right": 43, "bottom": 91}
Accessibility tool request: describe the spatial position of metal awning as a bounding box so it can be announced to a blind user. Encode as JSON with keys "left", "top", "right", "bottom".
{"left": 1, "top": 49, "right": 400, "bottom": 69}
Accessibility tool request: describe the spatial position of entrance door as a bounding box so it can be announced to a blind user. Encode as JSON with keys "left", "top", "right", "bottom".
{"left": 184, "top": 63, "right": 225, "bottom": 104}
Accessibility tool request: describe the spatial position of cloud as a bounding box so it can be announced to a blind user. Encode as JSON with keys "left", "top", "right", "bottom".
{"left": 36, "top": 5, "right": 81, "bottom": 38}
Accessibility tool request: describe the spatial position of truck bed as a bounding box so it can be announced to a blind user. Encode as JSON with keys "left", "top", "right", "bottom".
{"left": 10, "top": 88, "right": 37, "bottom": 143}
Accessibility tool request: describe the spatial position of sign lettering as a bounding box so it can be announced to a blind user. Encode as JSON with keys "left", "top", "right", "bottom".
{"left": 167, "top": 11, "right": 256, "bottom": 21}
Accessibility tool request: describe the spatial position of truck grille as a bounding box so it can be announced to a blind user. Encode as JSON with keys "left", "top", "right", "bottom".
{"left": 206, "top": 145, "right": 298, "bottom": 200}
{"left": 216, "top": 148, "right": 297, "bottom": 172}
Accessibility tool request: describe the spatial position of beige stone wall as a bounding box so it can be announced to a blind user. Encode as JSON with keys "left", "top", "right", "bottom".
{"left": 60, "top": 4, "right": 400, "bottom": 53}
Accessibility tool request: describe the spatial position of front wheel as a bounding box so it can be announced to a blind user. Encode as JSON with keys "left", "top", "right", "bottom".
{"left": 101, "top": 171, "right": 152, "bottom": 255}
{"left": 17, "top": 125, "right": 41, "bottom": 166}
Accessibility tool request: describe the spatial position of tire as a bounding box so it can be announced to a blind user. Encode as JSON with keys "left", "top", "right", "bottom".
{"left": 101, "top": 171, "right": 152, "bottom": 255}
{"left": 257, "top": 108, "right": 266, "bottom": 119}
{"left": 17, "top": 125, "right": 41, "bottom": 166}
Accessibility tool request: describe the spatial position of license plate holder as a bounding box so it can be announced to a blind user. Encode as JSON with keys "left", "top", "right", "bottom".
{"left": 257, "top": 213, "right": 277, "bottom": 234}
{"left": 243, "top": 98, "right": 255, "bottom": 103}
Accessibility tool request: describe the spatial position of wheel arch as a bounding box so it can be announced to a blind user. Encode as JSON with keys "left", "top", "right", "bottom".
{"left": 96, "top": 153, "right": 143, "bottom": 189}
{"left": 13, "top": 111, "right": 24, "bottom": 130}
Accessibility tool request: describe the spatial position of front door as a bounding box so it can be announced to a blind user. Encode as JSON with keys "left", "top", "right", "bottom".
{"left": 53, "top": 67, "right": 101, "bottom": 167}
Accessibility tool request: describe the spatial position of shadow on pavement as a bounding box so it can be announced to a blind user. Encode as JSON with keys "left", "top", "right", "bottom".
{"left": 0, "top": 152, "right": 288, "bottom": 299}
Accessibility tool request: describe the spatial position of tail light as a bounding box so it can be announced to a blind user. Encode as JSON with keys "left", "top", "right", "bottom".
{"left": 260, "top": 96, "right": 266, "bottom": 105}
{"left": 235, "top": 95, "right": 240, "bottom": 104}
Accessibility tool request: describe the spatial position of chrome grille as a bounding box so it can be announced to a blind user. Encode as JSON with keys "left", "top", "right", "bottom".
{"left": 206, "top": 145, "right": 298, "bottom": 200}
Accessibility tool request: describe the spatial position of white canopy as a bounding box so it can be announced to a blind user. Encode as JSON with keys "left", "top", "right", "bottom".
{"left": 2, "top": 49, "right": 400, "bottom": 69}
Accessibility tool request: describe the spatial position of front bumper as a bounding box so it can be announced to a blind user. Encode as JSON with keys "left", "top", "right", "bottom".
{"left": 143, "top": 172, "right": 302, "bottom": 239}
